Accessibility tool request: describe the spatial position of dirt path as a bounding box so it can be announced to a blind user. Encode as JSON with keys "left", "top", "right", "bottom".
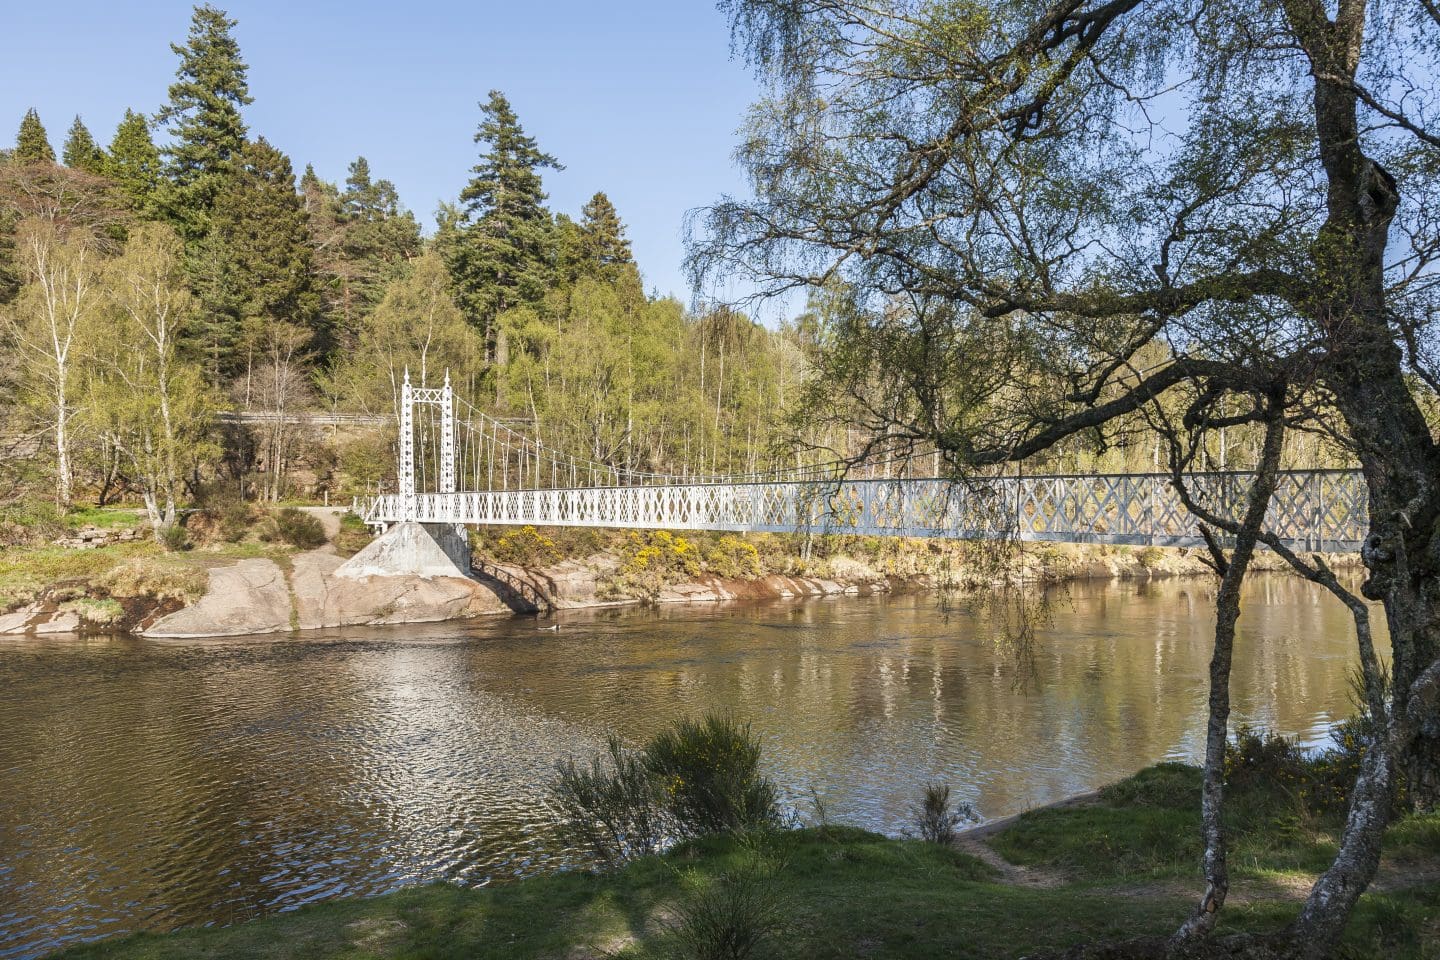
{"left": 951, "top": 792, "right": 1101, "bottom": 888}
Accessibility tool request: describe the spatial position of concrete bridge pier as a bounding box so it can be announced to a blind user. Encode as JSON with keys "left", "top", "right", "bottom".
{"left": 334, "top": 521, "right": 472, "bottom": 580}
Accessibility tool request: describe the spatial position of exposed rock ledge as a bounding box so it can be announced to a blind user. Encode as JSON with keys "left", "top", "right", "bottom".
{"left": 1, "top": 527, "right": 1360, "bottom": 639}
{"left": 139, "top": 553, "right": 515, "bottom": 639}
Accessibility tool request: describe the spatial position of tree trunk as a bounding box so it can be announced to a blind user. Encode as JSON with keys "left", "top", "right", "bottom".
{"left": 1294, "top": 11, "right": 1440, "bottom": 811}
{"left": 1172, "top": 413, "right": 1287, "bottom": 944}
{"left": 54, "top": 384, "right": 71, "bottom": 508}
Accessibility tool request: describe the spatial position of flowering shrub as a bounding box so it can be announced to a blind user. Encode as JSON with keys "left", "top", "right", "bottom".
{"left": 603, "top": 530, "right": 701, "bottom": 599}
{"left": 548, "top": 712, "right": 782, "bottom": 867}
{"left": 641, "top": 713, "right": 781, "bottom": 838}
{"left": 703, "top": 534, "right": 762, "bottom": 579}
{"left": 490, "top": 525, "right": 561, "bottom": 566}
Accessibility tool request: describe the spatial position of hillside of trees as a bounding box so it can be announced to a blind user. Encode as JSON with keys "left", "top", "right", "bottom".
{"left": 1, "top": 5, "right": 1368, "bottom": 543}
{"left": 0, "top": 5, "right": 814, "bottom": 535}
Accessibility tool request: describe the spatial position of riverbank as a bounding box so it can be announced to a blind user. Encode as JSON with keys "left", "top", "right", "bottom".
{"left": 49, "top": 763, "right": 1440, "bottom": 960}
{"left": 0, "top": 509, "right": 1361, "bottom": 638}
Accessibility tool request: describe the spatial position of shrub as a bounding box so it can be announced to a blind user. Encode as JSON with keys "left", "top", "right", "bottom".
{"left": 159, "top": 521, "right": 191, "bottom": 552}
{"left": 260, "top": 507, "right": 327, "bottom": 550}
{"left": 603, "top": 530, "right": 702, "bottom": 599}
{"left": 549, "top": 713, "right": 782, "bottom": 867}
{"left": 334, "top": 512, "right": 372, "bottom": 556}
{"left": 550, "top": 735, "right": 670, "bottom": 866}
{"left": 703, "top": 535, "right": 762, "bottom": 579}
{"left": 1224, "top": 723, "right": 1389, "bottom": 817}
{"left": 643, "top": 713, "right": 781, "bottom": 837}
{"left": 489, "top": 525, "right": 561, "bottom": 566}
{"left": 1225, "top": 725, "right": 1304, "bottom": 788}
{"left": 910, "top": 782, "right": 977, "bottom": 844}
{"left": 661, "top": 846, "right": 789, "bottom": 960}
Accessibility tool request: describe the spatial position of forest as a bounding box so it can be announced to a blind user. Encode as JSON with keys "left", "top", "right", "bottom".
{"left": 0, "top": 5, "right": 820, "bottom": 536}
{"left": 0, "top": 5, "right": 1358, "bottom": 543}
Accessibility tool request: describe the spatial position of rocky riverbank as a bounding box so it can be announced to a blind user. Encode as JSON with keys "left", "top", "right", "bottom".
{"left": 0, "top": 516, "right": 1359, "bottom": 639}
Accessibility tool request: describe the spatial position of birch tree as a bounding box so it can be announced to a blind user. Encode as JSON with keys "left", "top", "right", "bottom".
{"left": 86, "top": 223, "right": 217, "bottom": 536}
{"left": 4, "top": 221, "right": 100, "bottom": 506}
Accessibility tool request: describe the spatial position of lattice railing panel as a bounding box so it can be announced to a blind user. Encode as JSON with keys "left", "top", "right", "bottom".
{"left": 358, "top": 470, "right": 1367, "bottom": 552}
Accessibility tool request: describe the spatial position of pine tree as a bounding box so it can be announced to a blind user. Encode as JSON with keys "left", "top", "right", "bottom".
{"left": 299, "top": 158, "right": 420, "bottom": 350}
{"left": 446, "top": 91, "right": 562, "bottom": 360}
{"left": 208, "top": 138, "right": 321, "bottom": 368}
{"left": 579, "top": 192, "right": 633, "bottom": 271}
{"left": 15, "top": 109, "right": 55, "bottom": 165}
{"left": 106, "top": 109, "right": 163, "bottom": 214}
{"left": 339, "top": 156, "right": 420, "bottom": 299}
{"left": 0, "top": 210, "right": 18, "bottom": 305}
{"left": 155, "top": 4, "right": 252, "bottom": 238}
{"left": 61, "top": 116, "right": 105, "bottom": 173}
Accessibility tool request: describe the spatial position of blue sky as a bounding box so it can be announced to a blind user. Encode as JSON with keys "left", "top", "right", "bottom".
{"left": 1, "top": 1, "right": 772, "bottom": 311}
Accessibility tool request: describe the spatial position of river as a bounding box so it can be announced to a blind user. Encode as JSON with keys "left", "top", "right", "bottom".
{"left": 0, "top": 575, "right": 1382, "bottom": 958}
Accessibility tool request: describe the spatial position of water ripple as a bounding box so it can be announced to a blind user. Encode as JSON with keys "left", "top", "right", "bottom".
{"left": 0, "top": 578, "right": 1378, "bottom": 958}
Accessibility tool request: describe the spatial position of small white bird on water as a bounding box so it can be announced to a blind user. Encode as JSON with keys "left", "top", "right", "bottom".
{"left": 538, "top": 623, "right": 560, "bottom": 631}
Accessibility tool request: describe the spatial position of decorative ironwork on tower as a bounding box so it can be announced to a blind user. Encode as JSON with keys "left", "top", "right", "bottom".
{"left": 397, "top": 368, "right": 457, "bottom": 525}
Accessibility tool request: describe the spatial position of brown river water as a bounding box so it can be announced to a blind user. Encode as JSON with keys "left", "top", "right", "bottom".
{"left": 0, "top": 575, "right": 1384, "bottom": 958}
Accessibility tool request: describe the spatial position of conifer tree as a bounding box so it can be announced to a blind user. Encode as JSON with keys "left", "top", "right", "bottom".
{"left": 155, "top": 4, "right": 252, "bottom": 238}
{"left": 106, "top": 110, "right": 163, "bottom": 214}
{"left": 579, "top": 192, "right": 632, "bottom": 271}
{"left": 339, "top": 156, "right": 420, "bottom": 297}
{"left": 208, "top": 138, "right": 321, "bottom": 368}
{"left": 445, "top": 91, "right": 562, "bottom": 360}
{"left": 15, "top": 109, "right": 55, "bottom": 165}
{"left": 0, "top": 212, "right": 18, "bottom": 305}
{"left": 300, "top": 157, "right": 420, "bottom": 349}
{"left": 61, "top": 116, "right": 105, "bottom": 173}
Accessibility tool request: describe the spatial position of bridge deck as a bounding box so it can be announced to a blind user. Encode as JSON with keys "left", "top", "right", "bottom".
{"left": 357, "top": 470, "right": 1366, "bottom": 552}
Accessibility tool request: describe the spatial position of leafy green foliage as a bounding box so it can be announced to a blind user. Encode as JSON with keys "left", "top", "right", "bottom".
{"left": 551, "top": 735, "right": 670, "bottom": 866}
{"left": 159, "top": 520, "right": 191, "bottom": 551}
{"left": 444, "top": 90, "right": 561, "bottom": 354}
{"left": 641, "top": 713, "right": 781, "bottom": 838}
{"left": 260, "top": 507, "right": 326, "bottom": 549}
{"left": 334, "top": 512, "right": 372, "bottom": 556}
{"left": 193, "top": 487, "right": 255, "bottom": 543}
{"left": 105, "top": 110, "right": 162, "bottom": 215}
{"left": 551, "top": 714, "right": 781, "bottom": 869}
{"left": 300, "top": 157, "right": 421, "bottom": 348}
{"left": 204, "top": 137, "right": 321, "bottom": 366}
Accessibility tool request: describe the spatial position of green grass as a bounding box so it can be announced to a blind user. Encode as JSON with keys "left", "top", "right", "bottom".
{"left": 50, "top": 768, "right": 1440, "bottom": 960}
{"left": 0, "top": 538, "right": 297, "bottom": 612}
{"left": 992, "top": 762, "right": 1440, "bottom": 886}
{"left": 63, "top": 505, "right": 144, "bottom": 529}
{"left": 0, "top": 541, "right": 161, "bottom": 609}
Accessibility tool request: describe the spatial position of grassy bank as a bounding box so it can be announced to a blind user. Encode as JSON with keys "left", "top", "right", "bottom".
{"left": 0, "top": 503, "right": 317, "bottom": 628}
{"left": 53, "top": 764, "right": 1440, "bottom": 960}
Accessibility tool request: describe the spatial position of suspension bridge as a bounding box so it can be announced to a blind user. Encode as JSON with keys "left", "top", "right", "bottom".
{"left": 353, "top": 372, "right": 1368, "bottom": 553}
